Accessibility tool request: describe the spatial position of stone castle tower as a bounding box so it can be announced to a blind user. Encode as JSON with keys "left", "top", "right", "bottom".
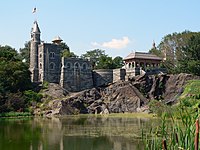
{"left": 30, "top": 21, "right": 41, "bottom": 82}
{"left": 29, "top": 21, "right": 125, "bottom": 92}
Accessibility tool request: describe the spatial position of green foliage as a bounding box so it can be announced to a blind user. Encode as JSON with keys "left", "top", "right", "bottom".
{"left": 144, "top": 80, "right": 200, "bottom": 149}
{"left": 61, "top": 49, "right": 77, "bottom": 58}
{"left": 24, "top": 90, "right": 43, "bottom": 103}
{"left": 0, "top": 112, "right": 32, "bottom": 117}
{"left": 81, "top": 49, "right": 105, "bottom": 68}
{"left": 0, "top": 45, "right": 34, "bottom": 113}
{"left": 179, "top": 34, "right": 200, "bottom": 75}
{"left": 0, "top": 45, "right": 20, "bottom": 61}
{"left": 81, "top": 49, "right": 124, "bottom": 69}
{"left": 19, "top": 41, "right": 30, "bottom": 64}
{"left": 59, "top": 42, "right": 77, "bottom": 58}
{"left": 42, "top": 81, "right": 49, "bottom": 89}
{"left": 178, "top": 80, "right": 200, "bottom": 109}
{"left": 0, "top": 46, "right": 31, "bottom": 94}
{"left": 81, "top": 49, "right": 105, "bottom": 61}
{"left": 96, "top": 55, "right": 114, "bottom": 69}
{"left": 143, "top": 109, "right": 199, "bottom": 150}
{"left": 112, "top": 56, "right": 124, "bottom": 68}
{"left": 60, "top": 42, "right": 70, "bottom": 51}
{"left": 158, "top": 31, "right": 200, "bottom": 74}
{"left": 148, "top": 100, "right": 172, "bottom": 117}
{"left": 149, "top": 48, "right": 163, "bottom": 57}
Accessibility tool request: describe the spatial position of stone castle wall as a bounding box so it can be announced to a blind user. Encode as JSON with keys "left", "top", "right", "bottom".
{"left": 30, "top": 21, "right": 126, "bottom": 92}
{"left": 60, "top": 57, "right": 93, "bottom": 92}
{"left": 38, "top": 43, "right": 62, "bottom": 83}
{"left": 93, "top": 69, "right": 113, "bottom": 87}
{"left": 92, "top": 69, "right": 126, "bottom": 87}
{"left": 113, "top": 69, "right": 126, "bottom": 83}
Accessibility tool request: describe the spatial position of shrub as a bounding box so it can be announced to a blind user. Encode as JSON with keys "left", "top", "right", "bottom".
{"left": 24, "top": 90, "right": 43, "bottom": 103}
{"left": 148, "top": 100, "right": 173, "bottom": 117}
{"left": 42, "top": 81, "right": 49, "bottom": 89}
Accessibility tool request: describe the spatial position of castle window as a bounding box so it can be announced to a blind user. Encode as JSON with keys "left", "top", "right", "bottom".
{"left": 74, "top": 62, "right": 80, "bottom": 70}
{"left": 66, "top": 63, "right": 71, "bottom": 69}
{"left": 39, "top": 53, "right": 42, "bottom": 58}
{"left": 49, "top": 62, "right": 55, "bottom": 70}
{"left": 49, "top": 52, "right": 55, "bottom": 59}
{"left": 82, "top": 63, "right": 87, "bottom": 70}
{"left": 128, "top": 63, "right": 132, "bottom": 68}
{"left": 40, "top": 63, "right": 42, "bottom": 69}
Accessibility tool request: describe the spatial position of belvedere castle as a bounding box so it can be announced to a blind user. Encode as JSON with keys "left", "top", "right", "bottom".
{"left": 29, "top": 21, "right": 126, "bottom": 92}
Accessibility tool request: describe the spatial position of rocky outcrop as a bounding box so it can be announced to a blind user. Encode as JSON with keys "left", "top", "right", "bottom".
{"left": 35, "top": 73, "right": 200, "bottom": 116}
{"left": 132, "top": 73, "right": 200, "bottom": 104}
{"left": 37, "top": 81, "right": 145, "bottom": 116}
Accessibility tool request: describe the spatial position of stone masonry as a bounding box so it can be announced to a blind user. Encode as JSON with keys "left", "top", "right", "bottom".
{"left": 29, "top": 21, "right": 126, "bottom": 92}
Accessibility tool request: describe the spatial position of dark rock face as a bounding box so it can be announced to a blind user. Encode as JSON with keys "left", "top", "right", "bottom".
{"left": 37, "top": 73, "right": 200, "bottom": 116}
{"left": 132, "top": 73, "right": 200, "bottom": 104}
{"left": 41, "top": 81, "right": 143, "bottom": 116}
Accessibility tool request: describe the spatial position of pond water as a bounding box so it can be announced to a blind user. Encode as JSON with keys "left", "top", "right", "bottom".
{"left": 0, "top": 114, "right": 161, "bottom": 150}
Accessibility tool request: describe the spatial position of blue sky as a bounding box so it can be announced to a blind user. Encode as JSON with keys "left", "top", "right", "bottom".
{"left": 0, "top": 0, "right": 199, "bottom": 58}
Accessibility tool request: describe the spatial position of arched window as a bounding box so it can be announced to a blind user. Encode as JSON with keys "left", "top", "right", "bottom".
{"left": 39, "top": 53, "right": 42, "bottom": 58}
{"left": 49, "top": 62, "right": 55, "bottom": 70}
{"left": 49, "top": 52, "right": 55, "bottom": 59}
{"left": 128, "top": 63, "right": 132, "bottom": 68}
{"left": 74, "top": 62, "right": 80, "bottom": 69}
{"left": 39, "top": 74, "right": 41, "bottom": 80}
{"left": 40, "top": 63, "right": 42, "bottom": 69}
{"left": 66, "top": 63, "right": 71, "bottom": 69}
{"left": 82, "top": 63, "right": 87, "bottom": 70}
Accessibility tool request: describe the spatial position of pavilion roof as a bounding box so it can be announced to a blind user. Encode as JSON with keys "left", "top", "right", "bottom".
{"left": 124, "top": 52, "right": 163, "bottom": 61}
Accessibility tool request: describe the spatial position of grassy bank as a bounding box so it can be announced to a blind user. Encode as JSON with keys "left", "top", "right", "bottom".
{"left": 0, "top": 112, "right": 32, "bottom": 118}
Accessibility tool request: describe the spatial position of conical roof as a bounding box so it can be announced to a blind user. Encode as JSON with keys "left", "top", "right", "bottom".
{"left": 52, "top": 36, "right": 63, "bottom": 43}
{"left": 32, "top": 21, "right": 41, "bottom": 33}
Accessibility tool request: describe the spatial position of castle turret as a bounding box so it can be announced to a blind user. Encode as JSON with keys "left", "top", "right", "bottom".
{"left": 30, "top": 21, "right": 41, "bottom": 82}
{"left": 52, "top": 36, "right": 63, "bottom": 45}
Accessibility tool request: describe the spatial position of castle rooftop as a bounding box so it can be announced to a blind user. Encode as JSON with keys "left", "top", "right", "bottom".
{"left": 124, "top": 52, "right": 162, "bottom": 60}
{"left": 32, "top": 21, "right": 41, "bottom": 33}
{"left": 52, "top": 36, "right": 63, "bottom": 44}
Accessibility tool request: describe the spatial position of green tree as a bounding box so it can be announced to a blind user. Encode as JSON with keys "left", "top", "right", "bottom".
{"left": 0, "top": 46, "right": 32, "bottom": 112}
{"left": 0, "top": 45, "right": 31, "bottom": 93}
{"left": 60, "top": 42, "right": 70, "bottom": 52}
{"left": 158, "top": 31, "right": 199, "bottom": 73}
{"left": 112, "top": 56, "right": 124, "bottom": 68}
{"left": 81, "top": 49, "right": 106, "bottom": 69}
{"left": 61, "top": 49, "right": 77, "bottom": 58}
{"left": 96, "top": 55, "right": 114, "bottom": 69}
{"left": 19, "top": 41, "right": 30, "bottom": 64}
{"left": 179, "top": 33, "right": 200, "bottom": 75}
{"left": 59, "top": 42, "right": 77, "bottom": 58}
{"left": 149, "top": 47, "right": 163, "bottom": 57}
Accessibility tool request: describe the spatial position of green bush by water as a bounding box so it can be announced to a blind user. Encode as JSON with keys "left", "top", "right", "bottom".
{"left": 144, "top": 79, "right": 200, "bottom": 149}
{"left": 143, "top": 109, "right": 199, "bottom": 150}
{"left": 0, "top": 112, "right": 32, "bottom": 117}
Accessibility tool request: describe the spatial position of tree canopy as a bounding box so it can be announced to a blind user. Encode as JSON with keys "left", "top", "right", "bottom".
{"left": 178, "top": 33, "right": 200, "bottom": 75}
{"left": 19, "top": 41, "right": 30, "bottom": 64}
{"left": 81, "top": 49, "right": 124, "bottom": 69}
{"left": 149, "top": 31, "right": 200, "bottom": 74}
{"left": 0, "top": 46, "right": 33, "bottom": 112}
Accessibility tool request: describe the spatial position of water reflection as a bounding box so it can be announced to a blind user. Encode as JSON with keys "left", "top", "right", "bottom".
{"left": 0, "top": 115, "right": 160, "bottom": 150}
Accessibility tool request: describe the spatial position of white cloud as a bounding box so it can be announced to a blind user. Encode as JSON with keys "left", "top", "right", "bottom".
{"left": 92, "top": 36, "right": 130, "bottom": 49}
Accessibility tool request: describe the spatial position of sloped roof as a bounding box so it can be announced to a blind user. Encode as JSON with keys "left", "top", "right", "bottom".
{"left": 52, "top": 36, "right": 63, "bottom": 43}
{"left": 32, "top": 21, "right": 41, "bottom": 33}
{"left": 124, "top": 52, "right": 162, "bottom": 61}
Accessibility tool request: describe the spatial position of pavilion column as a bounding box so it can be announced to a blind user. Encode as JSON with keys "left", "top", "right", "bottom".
{"left": 133, "top": 61, "right": 136, "bottom": 68}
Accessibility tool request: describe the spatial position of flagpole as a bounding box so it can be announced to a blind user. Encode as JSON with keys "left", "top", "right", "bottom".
{"left": 32, "top": 7, "right": 37, "bottom": 22}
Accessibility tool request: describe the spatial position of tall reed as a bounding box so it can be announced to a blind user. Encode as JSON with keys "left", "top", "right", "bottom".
{"left": 142, "top": 108, "right": 200, "bottom": 150}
